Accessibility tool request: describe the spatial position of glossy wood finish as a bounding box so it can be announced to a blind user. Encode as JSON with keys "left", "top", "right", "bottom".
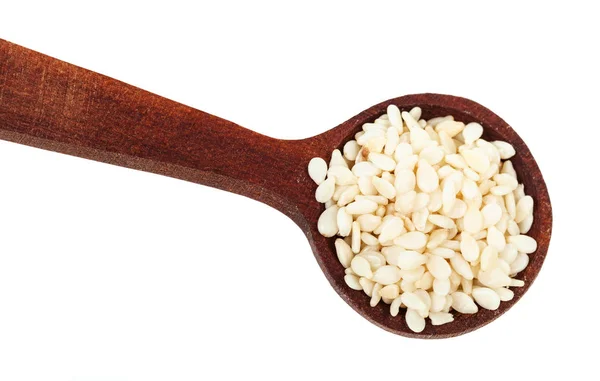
{"left": 0, "top": 39, "right": 552, "bottom": 338}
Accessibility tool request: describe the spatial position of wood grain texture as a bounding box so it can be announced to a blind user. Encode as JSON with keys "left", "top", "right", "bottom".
{"left": 0, "top": 39, "right": 552, "bottom": 338}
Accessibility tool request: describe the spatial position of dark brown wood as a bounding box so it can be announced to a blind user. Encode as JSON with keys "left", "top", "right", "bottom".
{"left": 0, "top": 39, "right": 552, "bottom": 338}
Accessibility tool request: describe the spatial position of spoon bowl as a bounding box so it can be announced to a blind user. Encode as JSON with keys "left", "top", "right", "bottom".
{"left": 305, "top": 94, "right": 552, "bottom": 338}
{"left": 0, "top": 39, "right": 552, "bottom": 338}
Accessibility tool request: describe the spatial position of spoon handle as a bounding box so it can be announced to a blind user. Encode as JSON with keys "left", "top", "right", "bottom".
{"left": 0, "top": 39, "right": 325, "bottom": 223}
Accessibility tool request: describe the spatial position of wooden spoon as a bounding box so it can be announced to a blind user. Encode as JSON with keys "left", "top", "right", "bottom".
{"left": 0, "top": 39, "right": 552, "bottom": 338}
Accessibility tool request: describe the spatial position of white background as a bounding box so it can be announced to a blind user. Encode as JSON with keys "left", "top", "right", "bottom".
{"left": 0, "top": 1, "right": 597, "bottom": 380}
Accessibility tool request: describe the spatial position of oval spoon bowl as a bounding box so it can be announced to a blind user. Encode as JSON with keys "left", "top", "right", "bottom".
{"left": 305, "top": 93, "right": 552, "bottom": 338}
